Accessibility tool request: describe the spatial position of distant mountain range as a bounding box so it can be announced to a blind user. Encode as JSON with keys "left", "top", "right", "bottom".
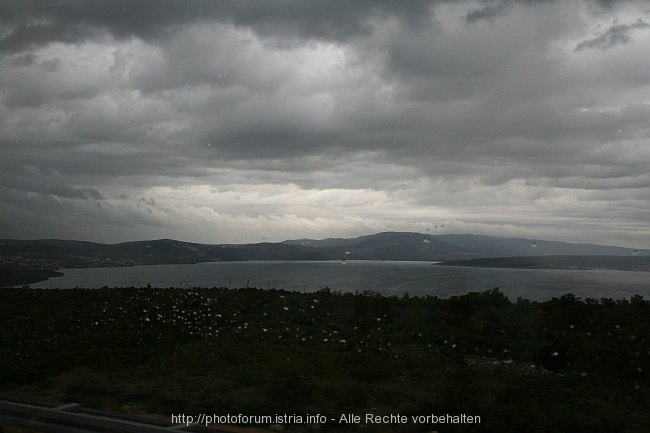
{"left": 283, "top": 232, "right": 649, "bottom": 259}
{"left": 1, "top": 232, "right": 649, "bottom": 271}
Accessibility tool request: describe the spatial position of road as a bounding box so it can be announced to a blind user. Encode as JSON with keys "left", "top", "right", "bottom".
{"left": 0, "top": 399, "right": 216, "bottom": 433}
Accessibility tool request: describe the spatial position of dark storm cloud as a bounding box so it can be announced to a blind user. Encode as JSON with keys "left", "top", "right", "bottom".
{"left": 463, "top": 0, "right": 636, "bottom": 23}
{"left": 575, "top": 18, "right": 650, "bottom": 51}
{"left": 1, "top": 0, "right": 635, "bottom": 54}
{"left": 1, "top": 0, "right": 650, "bottom": 246}
{"left": 0, "top": 183, "right": 168, "bottom": 241}
{"left": 0, "top": 19, "right": 97, "bottom": 53}
{"left": 465, "top": 0, "right": 514, "bottom": 23}
{"left": 1, "top": 166, "right": 104, "bottom": 200}
{"left": 0, "top": 0, "right": 437, "bottom": 53}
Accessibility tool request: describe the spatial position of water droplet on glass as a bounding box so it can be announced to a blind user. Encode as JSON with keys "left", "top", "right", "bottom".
{"left": 422, "top": 239, "right": 431, "bottom": 244}
{"left": 552, "top": 351, "right": 559, "bottom": 357}
{"left": 341, "top": 259, "right": 347, "bottom": 265}
{"left": 531, "top": 241, "right": 538, "bottom": 248}
{"left": 345, "top": 251, "right": 350, "bottom": 255}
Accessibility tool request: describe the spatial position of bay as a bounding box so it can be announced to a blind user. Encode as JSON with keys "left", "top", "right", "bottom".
{"left": 28, "top": 260, "right": 650, "bottom": 301}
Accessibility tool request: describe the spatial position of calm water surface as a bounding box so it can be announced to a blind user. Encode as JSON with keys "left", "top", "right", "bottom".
{"left": 30, "top": 260, "right": 650, "bottom": 301}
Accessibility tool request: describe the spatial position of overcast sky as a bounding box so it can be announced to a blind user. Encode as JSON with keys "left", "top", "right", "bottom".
{"left": 1, "top": 0, "right": 649, "bottom": 247}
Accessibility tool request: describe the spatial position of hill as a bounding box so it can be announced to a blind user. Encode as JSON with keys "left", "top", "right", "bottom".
{"left": 1, "top": 232, "right": 648, "bottom": 269}
{"left": 283, "top": 232, "right": 649, "bottom": 260}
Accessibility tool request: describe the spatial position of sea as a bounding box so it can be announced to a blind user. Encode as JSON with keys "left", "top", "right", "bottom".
{"left": 28, "top": 260, "right": 650, "bottom": 301}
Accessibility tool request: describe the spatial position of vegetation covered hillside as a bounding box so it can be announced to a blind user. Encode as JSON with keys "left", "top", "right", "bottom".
{"left": 1, "top": 287, "right": 649, "bottom": 432}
